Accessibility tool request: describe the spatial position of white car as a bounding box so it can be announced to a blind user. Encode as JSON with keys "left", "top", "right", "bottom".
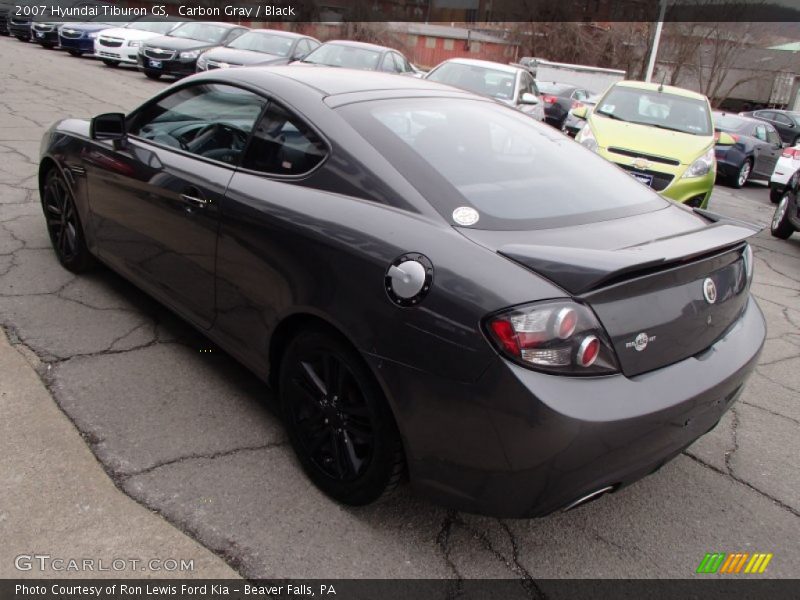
{"left": 770, "top": 143, "right": 800, "bottom": 204}
{"left": 424, "top": 58, "right": 546, "bottom": 122}
{"left": 94, "top": 20, "right": 180, "bottom": 67}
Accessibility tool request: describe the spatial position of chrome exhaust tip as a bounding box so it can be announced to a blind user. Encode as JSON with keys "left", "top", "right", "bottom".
{"left": 561, "top": 485, "right": 615, "bottom": 512}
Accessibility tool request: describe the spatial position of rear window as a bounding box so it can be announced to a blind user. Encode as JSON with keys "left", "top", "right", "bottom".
{"left": 426, "top": 63, "right": 516, "bottom": 101}
{"left": 340, "top": 98, "right": 666, "bottom": 230}
{"left": 537, "top": 82, "right": 572, "bottom": 96}
{"left": 713, "top": 113, "right": 750, "bottom": 133}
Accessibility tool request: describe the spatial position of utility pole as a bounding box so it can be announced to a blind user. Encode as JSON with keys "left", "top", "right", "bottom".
{"left": 645, "top": 0, "right": 668, "bottom": 83}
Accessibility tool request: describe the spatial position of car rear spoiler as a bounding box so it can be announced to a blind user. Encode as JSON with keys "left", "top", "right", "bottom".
{"left": 498, "top": 220, "right": 761, "bottom": 295}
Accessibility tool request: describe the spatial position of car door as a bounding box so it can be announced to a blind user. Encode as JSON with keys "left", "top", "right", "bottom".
{"left": 752, "top": 124, "right": 773, "bottom": 176}
{"left": 213, "top": 100, "right": 329, "bottom": 373}
{"left": 772, "top": 112, "right": 796, "bottom": 144}
{"left": 83, "top": 82, "right": 267, "bottom": 328}
{"left": 761, "top": 124, "right": 783, "bottom": 176}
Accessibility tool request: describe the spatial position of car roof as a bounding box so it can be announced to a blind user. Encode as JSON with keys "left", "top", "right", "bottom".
{"left": 247, "top": 28, "right": 306, "bottom": 38}
{"left": 713, "top": 111, "right": 759, "bottom": 125}
{"left": 613, "top": 80, "right": 708, "bottom": 101}
{"left": 318, "top": 39, "right": 392, "bottom": 52}
{"left": 200, "top": 65, "right": 470, "bottom": 98}
{"left": 173, "top": 21, "right": 242, "bottom": 29}
{"left": 434, "top": 58, "right": 521, "bottom": 74}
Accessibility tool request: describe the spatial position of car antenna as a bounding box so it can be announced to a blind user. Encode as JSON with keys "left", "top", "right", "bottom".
{"left": 658, "top": 73, "right": 666, "bottom": 93}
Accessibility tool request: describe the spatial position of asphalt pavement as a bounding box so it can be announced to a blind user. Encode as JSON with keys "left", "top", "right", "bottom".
{"left": 1, "top": 35, "right": 799, "bottom": 580}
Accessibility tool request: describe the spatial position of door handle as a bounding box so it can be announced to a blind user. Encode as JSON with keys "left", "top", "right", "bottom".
{"left": 180, "top": 194, "right": 208, "bottom": 207}
{"left": 180, "top": 186, "right": 209, "bottom": 209}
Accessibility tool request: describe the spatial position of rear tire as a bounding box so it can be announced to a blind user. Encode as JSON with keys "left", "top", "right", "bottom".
{"left": 771, "top": 194, "right": 795, "bottom": 240}
{"left": 40, "top": 168, "right": 96, "bottom": 273}
{"left": 102, "top": 59, "right": 120, "bottom": 67}
{"left": 40, "top": 43, "right": 55, "bottom": 49}
{"left": 770, "top": 186, "right": 784, "bottom": 204}
{"left": 730, "top": 159, "right": 751, "bottom": 189}
{"left": 279, "top": 328, "right": 405, "bottom": 506}
{"left": 143, "top": 70, "right": 161, "bottom": 80}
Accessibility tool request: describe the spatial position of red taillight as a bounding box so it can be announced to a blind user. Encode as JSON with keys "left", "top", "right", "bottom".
{"left": 542, "top": 95, "right": 558, "bottom": 104}
{"left": 782, "top": 147, "right": 800, "bottom": 159}
{"left": 485, "top": 301, "right": 619, "bottom": 375}
{"left": 714, "top": 131, "right": 739, "bottom": 143}
{"left": 571, "top": 100, "right": 584, "bottom": 110}
{"left": 555, "top": 307, "right": 577, "bottom": 339}
{"left": 577, "top": 336, "right": 600, "bottom": 367}
{"left": 489, "top": 319, "right": 519, "bottom": 356}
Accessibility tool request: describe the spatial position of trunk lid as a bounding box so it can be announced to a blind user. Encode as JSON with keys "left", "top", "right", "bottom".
{"left": 460, "top": 206, "right": 759, "bottom": 377}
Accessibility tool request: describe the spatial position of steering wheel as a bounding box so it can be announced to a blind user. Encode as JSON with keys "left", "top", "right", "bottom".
{"left": 187, "top": 122, "right": 248, "bottom": 155}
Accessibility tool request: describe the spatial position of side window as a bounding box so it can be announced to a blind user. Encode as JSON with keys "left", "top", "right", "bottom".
{"left": 774, "top": 113, "right": 792, "bottom": 126}
{"left": 380, "top": 53, "right": 398, "bottom": 73}
{"left": 756, "top": 110, "right": 774, "bottom": 121}
{"left": 766, "top": 126, "right": 781, "bottom": 145}
{"left": 293, "top": 39, "right": 312, "bottom": 59}
{"left": 128, "top": 83, "right": 266, "bottom": 165}
{"left": 754, "top": 125, "right": 767, "bottom": 141}
{"left": 227, "top": 28, "right": 246, "bottom": 43}
{"left": 573, "top": 90, "right": 587, "bottom": 101}
{"left": 394, "top": 53, "right": 411, "bottom": 73}
{"left": 242, "top": 102, "right": 327, "bottom": 176}
{"left": 518, "top": 73, "right": 534, "bottom": 99}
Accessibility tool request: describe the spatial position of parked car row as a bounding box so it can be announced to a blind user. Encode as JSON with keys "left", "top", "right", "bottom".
{"left": 5, "top": 9, "right": 798, "bottom": 237}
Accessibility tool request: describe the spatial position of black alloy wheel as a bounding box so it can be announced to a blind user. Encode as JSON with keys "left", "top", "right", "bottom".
{"left": 279, "top": 329, "right": 405, "bottom": 505}
{"left": 41, "top": 169, "right": 94, "bottom": 272}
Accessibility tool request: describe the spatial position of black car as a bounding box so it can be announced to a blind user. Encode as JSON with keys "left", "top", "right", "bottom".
{"left": 7, "top": 12, "right": 32, "bottom": 41}
{"left": 297, "top": 40, "right": 417, "bottom": 75}
{"left": 771, "top": 169, "right": 800, "bottom": 240}
{"left": 138, "top": 21, "right": 248, "bottom": 79}
{"left": 0, "top": 0, "right": 13, "bottom": 35}
{"left": 713, "top": 112, "right": 783, "bottom": 188}
{"left": 562, "top": 92, "right": 600, "bottom": 137}
{"left": 741, "top": 109, "right": 800, "bottom": 146}
{"left": 197, "top": 28, "right": 319, "bottom": 72}
{"left": 38, "top": 67, "right": 765, "bottom": 517}
{"left": 537, "top": 82, "right": 594, "bottom": 129}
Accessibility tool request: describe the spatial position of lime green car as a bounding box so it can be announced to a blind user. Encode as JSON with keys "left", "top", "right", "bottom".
{"left": 574, "top": 81, "right": 722, "bottom": 209}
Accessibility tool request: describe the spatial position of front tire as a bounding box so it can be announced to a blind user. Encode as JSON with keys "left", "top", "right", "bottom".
{"left": 279, "top": 329, "right": 405, "bottom": 506}
{"left": 731, "top": 159, "right": 752, "bottom": 189}
{"left": 771, "top": 194, "right": 795, "bottom": 240}
{"left": 40, "top": 168, "right": 95, "bottom": 272}
{"left": 143, "top": 69, "right": 161, "bottom": 80}
{"left": 67, "top": 49, "right": 81, "bottom": 57}
{"left": 102, "top": 59, "right": 120, "bottom": 67}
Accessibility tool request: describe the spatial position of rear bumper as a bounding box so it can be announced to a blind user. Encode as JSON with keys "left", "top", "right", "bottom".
{"left": 367, "top": 296, "right": 765, "bottom": 517}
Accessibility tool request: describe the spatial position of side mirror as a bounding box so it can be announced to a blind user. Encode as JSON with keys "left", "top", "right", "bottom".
{"left": 90, "top": 113, "right": 126, "bottom": 141}
{"left": 716, "top": 132, "right": 736, "bottom": 146}
{"left": 520, "top": 92, "right": 539, "bottom": 105}
{"left": 571, "top": 106, "right": 588, "bottom": 120}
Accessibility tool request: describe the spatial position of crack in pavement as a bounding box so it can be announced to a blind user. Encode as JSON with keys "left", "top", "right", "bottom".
{"left": 119, "top": 442, "right": 289, "bottom": 480}
{"left": 682, "top": 451, "right": 800, "bottom": 519}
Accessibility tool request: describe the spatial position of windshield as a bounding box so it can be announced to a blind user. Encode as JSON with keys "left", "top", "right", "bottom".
{"left": 302, "top": 44, "right": 381, "bottom": 70}
{"left": 713, "top": 113, "right": 750, "bottom": 133}
{"left": 169, "top": 22, "right": 228, "bottom": 44}
{"left": 426, "top": 63, "right": 516, "bottom": 101}
{"left": 595, "top": 86, "right": 712, "bottom": 135}
{"left": 340, "top": 98, "right": 666, "bottom": 230}
{"left": 227, "top": 31, "right": 293, "bottom": 55}
{"left": 129, "top": 20, "right": 177, "bottom": 34}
